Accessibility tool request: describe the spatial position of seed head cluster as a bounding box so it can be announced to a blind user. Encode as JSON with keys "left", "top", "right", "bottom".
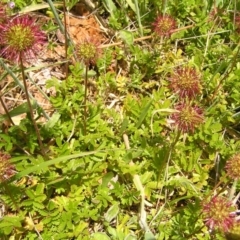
{"left": 0, "top": 14, "right": 46, "bottom": 63}
{"left": 225, "top": 153, "right": 240, "bottom": 180}
{"left": 169, "top": 67, "right": 202, "bottom": 99}
{"left": 171, "top": 102, "right": 203, "bottom": 133}
{"left": 153, "top": 15, "right": 176, "bottom": 37}
{"left": 168, "top": 65, "right": 203, "bottom": 133}
{"left": 0, "top": 152, "right": 15, "bottom": 182}
{"left": 76, "top": 38, "right": 101, "bottom": 66}
{"left": 202, "top": 196, "right": 236, "bottom": 232}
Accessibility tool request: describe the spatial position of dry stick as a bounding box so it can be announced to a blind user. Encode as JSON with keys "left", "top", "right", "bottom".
{"left": 19, "top": 55, "right": 46, "bottom": 159}
{"left": 63, "top": 0, "right": 69, "bottom": 78}
{"left": 0, "top": 95, "right": 15, "bottom": 126}
{"left": 29, "top": 212, "right": 43, "bottom": 240}
{"left": 99, "top": 25, "right": 194, "bottom": 49}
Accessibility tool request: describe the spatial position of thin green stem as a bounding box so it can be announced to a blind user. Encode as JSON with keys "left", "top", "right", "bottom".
{"left": 19, "top": 54, "right": 46, "bottom": 159}
{"left": 63, "top": 0, "right": 69, "bottom": 78}
{"left": 83, "top": 66, "right": 88, "bottom": 135}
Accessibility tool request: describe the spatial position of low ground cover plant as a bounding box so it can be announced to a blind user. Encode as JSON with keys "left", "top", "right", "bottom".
{"left": 1, "top": 0, "right": 240, "bottom": 239}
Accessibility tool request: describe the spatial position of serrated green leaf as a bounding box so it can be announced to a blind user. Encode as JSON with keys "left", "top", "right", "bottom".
{"left": 37, "top": 209, "right": 48, "bottom": 216}
{"left": 25, "top": 189, "right": 35, "bottom": 199}
{"left": 36, "top": 183, "right": 45, "bottom": 194}
{"left": 22, "top": 199, "right": 34, "bottom": 206}
{"left": 35, "top": 194, "right": 47, "bottom": 202}
{"left": 33, "top": 201, "right": 45, "bottom": 209}
{"left": 0, "top": 216, "right": 22, "bottom": 228}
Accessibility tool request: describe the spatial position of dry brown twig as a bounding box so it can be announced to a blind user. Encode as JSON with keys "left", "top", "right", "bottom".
{"left": 99, "top": 25, "right": 194, "bottom": 49}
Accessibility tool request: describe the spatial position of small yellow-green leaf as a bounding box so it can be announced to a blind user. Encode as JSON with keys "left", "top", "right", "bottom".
{"left": 119, "top": 30, "right": 134, "bottom": 46}
{"left": 105, "top": 203, "right": 119, "bottom": 222}
{"left": 144, "top": 231, "right": 156, "bottom": 240}
{"left": 125, "top": 234, "right": 137, "bottom": 240}
{"left": 92, "top": 233, "right": 111, "bottom": 240}
{"left": 44, "top": 112, "right": 60, "bottom": 130}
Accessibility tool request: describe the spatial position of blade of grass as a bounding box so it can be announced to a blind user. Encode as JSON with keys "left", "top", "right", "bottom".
{"left": 136, "top": 99, "right": 153, "bottom": 128}
{"left": 46, "top": 0, "right": 77, "bottom": 61}
{"left": 25, "top": 72, "right": 50, "bottom": 102}
{"left": 13, "top": 151, "right": 101, "bottom": 179}
{"left": 18, "top": 2, "right": 63, "bottom": 14}
{"left": 134, "top": 0, "right": 143, "bottom": 36}
{"left": 46, "top": 0, "right": 65, "bottom": 34}
{"left": 11, "top": 148, "right": 129, "bottom": 179}
{"left": 0, "top": 59, "right": 49, "bottom": 120}
{"left": 0, "top": 101, "right": 37, "bottom": 121}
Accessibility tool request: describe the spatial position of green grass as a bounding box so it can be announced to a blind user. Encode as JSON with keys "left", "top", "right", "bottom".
{"left": 0, "top": 0, "right": 240, "bottom": 239}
